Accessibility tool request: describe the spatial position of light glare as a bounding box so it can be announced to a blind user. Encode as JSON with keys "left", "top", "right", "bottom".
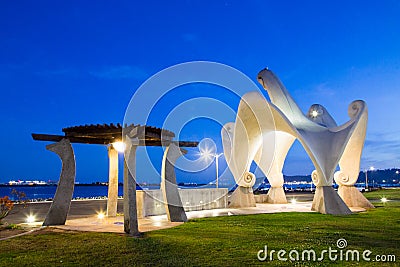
{"left": 97, "top": 212, "right": 105, "bottom": 219}
{"left": 26, "top": 215, "right": 36, "bottom": 223}
{"left": 311, "top": 110, "right": 318, "bottom": 118}
{"left": 112, "top": 142, "right": 126, "bottom": 152}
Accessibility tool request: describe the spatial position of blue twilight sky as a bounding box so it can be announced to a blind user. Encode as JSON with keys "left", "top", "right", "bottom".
{"left": 1, "top": 1, "right": 400, "bottom": 184}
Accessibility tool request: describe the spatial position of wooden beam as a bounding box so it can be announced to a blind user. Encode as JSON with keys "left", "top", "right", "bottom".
{"left": 32, "top": 133, "right": 198, "bottom": 147}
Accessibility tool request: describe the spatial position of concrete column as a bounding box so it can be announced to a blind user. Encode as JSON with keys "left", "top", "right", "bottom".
{"left": 43, "top": 139, "right": 76, "bottom": 226}
{"left": 123, "top": 135, "right": 141, "bottom": 237}
{"left": 107, "top": 145, "right": 119, "bottom": 217}
{"left": 161, "top": 143, "right": 187, "bottom": 222}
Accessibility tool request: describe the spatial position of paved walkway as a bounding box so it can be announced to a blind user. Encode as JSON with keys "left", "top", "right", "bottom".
{"left": 51, "top": 202, "right": 315, "bottom": 233}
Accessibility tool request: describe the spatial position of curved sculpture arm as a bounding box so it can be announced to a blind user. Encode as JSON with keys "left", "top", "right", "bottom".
{"left": 257, "top": 97, "right": 330, "bottom": 186}
{"left": 328, "top": 100, "right": 367, "bottom": 133}
{"left": 307, "top": 104, "right": 337, "bottom": 127}
{"left": 257, "top": 68, "right": 325, "bottom": 130}
{"left": 335, "top": 101, "right": 368, "bottom": 185}
{"left": 254, "top": 131, "right": 295, "bottom": 187}
{"left": 221, "top": 122, "right": 234, "bottom": 171}
{"left": 221, "top": 91, "right": 279, "bottom": 188}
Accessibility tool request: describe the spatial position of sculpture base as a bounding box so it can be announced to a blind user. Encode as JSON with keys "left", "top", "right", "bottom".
{"left": 338, "top": 185, "right": 374, "bottom": 209}
{"left": 266, "top": 187, "right": 287, "bottom": 204}
{"left": 312, "top": 186, "right": 352, "bottom": 215}
{"left": 228, "top": 186, "right": 256, "bottom": 208}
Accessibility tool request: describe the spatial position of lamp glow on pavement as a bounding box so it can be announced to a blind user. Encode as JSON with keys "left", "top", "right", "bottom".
{"left": 26, "top": 214, "right": 36, "bottom": 223}
{"left": 381, "top": 197, "right": 388, "bottom": 203}
{"left": 291, "top": 198, "right": 297, "bottom": 204}
{"left": 97, "top": 212, "right": 105, "bottom": 219}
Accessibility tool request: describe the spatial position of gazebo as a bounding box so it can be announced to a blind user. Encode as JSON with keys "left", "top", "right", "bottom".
{"left": 32, "top": 123, "right": 198, "bottom": 236}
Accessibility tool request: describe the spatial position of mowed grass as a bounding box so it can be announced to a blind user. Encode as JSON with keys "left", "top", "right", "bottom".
{"left": 0, "top": 190, "right": 399, "bottom": 266}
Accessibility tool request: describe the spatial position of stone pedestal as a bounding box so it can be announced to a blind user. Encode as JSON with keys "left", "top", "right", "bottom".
{"left": 312, "top": 186, "right": 352, "bottom": 215}
{"left": 107, "top": 146, "right": 119, "bottom": 217}
{"left": 338, "top": 185, "right": 374, "bottom": 209}
{"left": 266, "top": 187, "right": 287, "bottom": 204}
{"left": 228, "top": 186, "right": 256, "bottom": 208}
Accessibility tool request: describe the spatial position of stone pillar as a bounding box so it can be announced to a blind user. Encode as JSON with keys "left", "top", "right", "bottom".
{"left": 123, "top": 126, "right": 144, "bottom": 237}
{"left": 43, "top": 139, "right": 76, "bottom": 226}
{"left": 107, "top": 145, "right": 119, "bottom": 217}
{"left": 161, "top": 143, "right": 187, "bottom": 222}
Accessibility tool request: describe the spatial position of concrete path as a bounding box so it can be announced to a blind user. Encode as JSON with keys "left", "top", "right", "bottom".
{"left": 50, "top": 202, "right": 315, "bottom": 233}
{"left": 4, "top": 192, "right": 365, "bottom": 234}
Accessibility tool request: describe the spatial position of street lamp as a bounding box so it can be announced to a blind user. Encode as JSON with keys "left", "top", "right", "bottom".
{"left": 200, "top": 150, "right": 223, "bottom": 188}
{"left": 365, "top": 166, "right": 374, "bottom": 191}
{"left": 214, "top": 153, "right": 223, "bottom": 189}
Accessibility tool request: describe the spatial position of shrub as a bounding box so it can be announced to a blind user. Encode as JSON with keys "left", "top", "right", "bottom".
{"left": 11, "top": 189, "right": 28, "bottom": 205}
{"left": 0, "top": 196, "right": 14, "bottom": 224}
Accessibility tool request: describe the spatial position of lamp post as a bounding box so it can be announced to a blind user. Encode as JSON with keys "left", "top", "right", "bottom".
{"left": 200, "top": 150, "right": 223, "bottom": 188}
{"left": 215, "top": 153, "right": 223, "bottom": 189}
{"left": 365, "top": 166, "right": 374, "bottom": 191}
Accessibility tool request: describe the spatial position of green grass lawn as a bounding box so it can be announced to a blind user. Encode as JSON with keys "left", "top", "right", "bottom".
{"left": 0, "top": 190, "right": 399, "bottom": 266}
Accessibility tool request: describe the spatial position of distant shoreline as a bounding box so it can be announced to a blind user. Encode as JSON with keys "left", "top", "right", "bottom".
{"left": 0, "top": 184, "right": 117, "bottom": 187}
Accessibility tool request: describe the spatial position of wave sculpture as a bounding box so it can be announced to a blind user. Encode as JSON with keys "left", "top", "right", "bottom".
{"left": 222, "top": 68, "right": 371, "bottom": 215}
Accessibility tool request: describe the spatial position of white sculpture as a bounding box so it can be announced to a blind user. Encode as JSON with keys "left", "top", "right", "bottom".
{"left": 306, "top": 102, "right": 372, "bottom": 209}
{"left": 333, "top": 106, "right": 374, "bottom": 209}
{"left": 222, "top": 68, "right": 370, "bottom": 214}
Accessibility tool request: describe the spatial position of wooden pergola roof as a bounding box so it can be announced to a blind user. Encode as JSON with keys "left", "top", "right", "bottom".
{"left": 32, "top": 123, "right": 198, "bottom": 147}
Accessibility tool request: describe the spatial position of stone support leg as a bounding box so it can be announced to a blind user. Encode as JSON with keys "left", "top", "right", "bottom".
{"left": 161, "top": 143, "right": 187, "bottom": 222}
{"left": 123, "top": 138, "right": 140, "bottom": 237}
{"left": 228, "top": 186, "right": 256, "bottom": 208}
{"left": 43, "top": 139, "right": 76, "bottom": 226}
{"left": 107, "top": 146, "right": 119, "bottom": 217}
{"left": 266, "top": 186, "right": 287, "bottom": 204}
{"left": 338, "top": 185, "right": 374, "bottom": 209}
{"left": 312, "top": 186, "right": 352, "bottom": 215}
